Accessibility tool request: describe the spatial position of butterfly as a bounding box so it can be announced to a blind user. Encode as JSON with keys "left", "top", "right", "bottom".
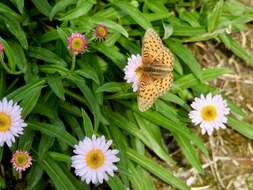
{"left": 137, "top": 28, "right": 174, "bottom": 112}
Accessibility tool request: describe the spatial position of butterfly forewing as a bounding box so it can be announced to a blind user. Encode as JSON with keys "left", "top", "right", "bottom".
{"left": 138, "top": 29, "right": 174, "bottom": 112}
{"left": 142, "top": 28, "right": 163, "bottom": 65}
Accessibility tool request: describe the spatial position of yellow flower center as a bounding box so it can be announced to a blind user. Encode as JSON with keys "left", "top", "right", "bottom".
{"left": 98, "top": 27, "right": 106, "bottom": 37}
{"left": 85, "top": 149, "right": 105, "bottom": 169}
{"left": 15, "top": 153, "right": 29, "bottom": 167}
{"left": 201, "top": 105, "right": 217, "bottom": 122}
{"left": 71, "top": 38, "right": 83, "bottom": 49}
{"left": 0, "top": 112, "right": 11, "bottom": 132}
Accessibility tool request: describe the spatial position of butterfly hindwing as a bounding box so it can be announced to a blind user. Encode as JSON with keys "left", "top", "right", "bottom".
{"left": 138, "top": 73, "right": 173, "bottom": 112}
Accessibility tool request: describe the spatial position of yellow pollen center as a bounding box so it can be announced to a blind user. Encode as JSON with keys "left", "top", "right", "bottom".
{"left": 0, "top": 112, "right": 11, "bottom": 132}
{"left": 98, "top": 27, "right": 106, "bottom": 36}
{"left": 15, "top": 154, "right": 28, "bottom": 166}
{"left": 72, "top": 38, "right": 83, "bottom": 49}
{"left": 135, "top": 66, "right": 143, "bottom": 79}
{"left": 85, "top": 149, "right": 105, "bottom": 169}
{"left": 201, "top": 105, "right": 217, "bottom": 122}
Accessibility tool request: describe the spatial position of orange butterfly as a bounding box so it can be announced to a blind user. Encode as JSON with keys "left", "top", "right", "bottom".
{"left": 137, "top": 28, "right": 174, "bottom": 112}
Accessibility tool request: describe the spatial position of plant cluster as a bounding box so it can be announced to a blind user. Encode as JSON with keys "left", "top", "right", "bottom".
{"left": 0, "top": 0, "right": 253, "bottom": 190}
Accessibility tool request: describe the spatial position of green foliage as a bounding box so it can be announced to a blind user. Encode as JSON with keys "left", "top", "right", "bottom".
{"left": 0, "top": 0, "right": 253, "bottom": 189}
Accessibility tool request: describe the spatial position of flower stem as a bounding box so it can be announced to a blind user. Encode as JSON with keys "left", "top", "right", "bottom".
{"left": 18, "top": 171, "right": 22, "bottom": 179}
{"left": 71, "top": 55, "right": 76, "bottom": 71}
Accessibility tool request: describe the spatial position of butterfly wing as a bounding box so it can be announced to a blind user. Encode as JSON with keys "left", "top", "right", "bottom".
{"left": 138, "top": 73, "right": 173, "bottom": 112}
{"left": 142, "top": 28, "right": 163, "bottom": 65}
{"left": 138, "top": 29, "right": 174, "bottom": 112}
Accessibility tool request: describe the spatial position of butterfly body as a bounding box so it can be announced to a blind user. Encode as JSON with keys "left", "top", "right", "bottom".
{"left": 137, "top": 28, "right": 174, "bottom": 112}
{"left": 142, "top": 64, "right": 172, "bottom": 78}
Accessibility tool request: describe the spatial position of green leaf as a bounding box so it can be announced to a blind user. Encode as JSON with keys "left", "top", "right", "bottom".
{"left": 20, "top": 88, "right": 41, "bottom": 118}
{"left": 108, "top": 176, "right": 126, "bottom": 190}
{"left": 161, "top": 92, "right": 190, "bottom": 110}
{"left": 172, "top": 26, "right": 205, "bottom": 37}
{"left": 29, "top": 122, "right": 77, "bottom": 146}
{"left": 96, "top": 44, "right": 125, "bottom": 69}
{"left": 0, "top": 3, "right": 21, "bottom": 21}
{"left": 125, "top": 104, "right": 209, "bottom": 158}
{"left": 2, "top": 15, "right": 28, "bottom": 49}
{"left": 207, "top": 0, "right": 224, "bottom": 32}
{"left": 31, "top": 0, "right": 52, "bottom": 16}
{"left": 179, "top": 11, "right": 200, "bottom": 27}
{"left": 71, "top": 77, "right": 105, "bottom": 130}
{"left": 112, "top": 1, "right": 152, "bottom": 29}
{"left": 48, "top": 152, "right": 71, "bottom": 164}
{"left": 59, "top": 0, "right": 95, "bottom": 20}
{"left": 50, "top": 0, "right": 77, "bottom": 20}
{"left": 145, "top": 0, "right": 169, "bottom": 15}
{"left": 47, "top": 74, "right": 65, "bottom": 100}
{"left": 76, "top": 68, "right": 100, "bottom": 85}
{"left": 129, "top": 164, "right": 156, "bottom": 190}
{"left": 163, "top": 23, "right": 173, "bottom": 40}
{"left": 227, "top": 99, "right": 246, "bottom": 117}
{"left": 40, "top": 156, "right": 77, "bottom": 190}
{"left": 27, "top": 164, "right": 44, "bottom": 190}
{"left": 18, "top": 128, "right": 34, "bottom": 150}
{"left": 6, "top": 79, "right": 46, "bottom": 102}
{"left": 56, "top": 27, "right": 68, "bottom": 47}
{"left": 38, "top": 135, "right": 55, "bottom": 160}
{"left": 134, "top": 114, "right": 175, "bottom": 164}
{"left": 166, "top": 39, "right": 202, "bottom": 81}
{"left": 81, "top": 109, "right": 93, "bottom": 137}
{"left": 39, "top": 30, "right": 59, "bottom": 43}
{"left": 174, "top": 133, "right": 204, "bottom": 173}
{"left": 174, "top": 68, "right": 231, "bottom": 89}
{"left": 0, "top": 70, "right": 6, "bottom": 98}
{"left": 228, "top": 116, "right": 253, "bottom": 139}
{"left": 62, "top": 113, "right": 84, "bottom": 139}
{"left": 0, "top": 39, "right": 17, "bottom": 71}
{"left": 58, "top": 100, "right": 82, "bottom": 117}
{"left": 127, "top": 148, "right": 189, "bottom": 190}
{"left": 0, "top": 176, "right": 6, "bottom": 189}
{"left": 13, "top": 0, "right": 24, "bottom": 14}
{"left": 29, "top": 47, "right": 67, "bottom": 67}
{"left": 11, "top": 42, "right": 28, "bottom": 72}
{"left": 96, "top": 82, "right": 123, "bottom": 93}
{"left": 108, "top": 111, "right": 175, "bottom": 164}
{"left": 219, "top": 34, "right": 253, "bottom": 65}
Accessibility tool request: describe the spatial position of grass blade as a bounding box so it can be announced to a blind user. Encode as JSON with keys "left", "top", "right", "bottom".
{"left": 127, "top": 148, "right": 189, "bottom": 190}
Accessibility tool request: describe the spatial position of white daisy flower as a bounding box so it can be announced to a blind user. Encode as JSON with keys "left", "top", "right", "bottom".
{"left": 124, "top": 54, "right": 143, "bottom": 92}
{"left": 0, "top": 98, "right": 27, "bottom": 147}
{"left": 11, "top": 150, "right": 32, "bottom": 172}
{"left": 71, "top": 135, "right": 120, "bottom": 184}
{"left": 189, "top": 93, "right": 230, "bottom": 135}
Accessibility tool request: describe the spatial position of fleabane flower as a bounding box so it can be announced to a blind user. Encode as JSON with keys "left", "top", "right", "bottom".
{"left": 71, "top": 135, "right": 120, "bottom": 184}
{"left": 67, "top": 32, "right": 87, "bottom": 55}
{"left": 95, "top": 23, "right": 109, "bottom": 41}
{"left": 124, "top": 54, "right": 143, "bottom": 92}
{"left": 189, "top": 93, "right": 230, "bottom": 135}
{"left": 11, "top": 150, "right": 32, "bottom": 172}
{"left": 0, "top": 42, "right": 4, "bottom": 54}
{"left": 0, "top": 98, "right": 27, "bottom": 147}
